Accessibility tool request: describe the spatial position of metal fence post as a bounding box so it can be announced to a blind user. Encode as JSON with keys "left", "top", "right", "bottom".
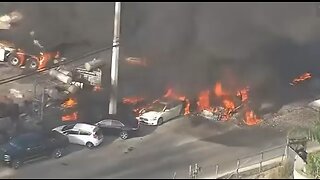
{"left": 215, "top": 164, "right": 219, "bottom": 177}
{"left": 173, "top": 172, "right": 176, "bottom": 179}
{"left": 259, "top": 152, "right": 264, "bottom": 173}
{"left": 236, "top": 159, "right": 240, "bottom": 178}
{"left": 194, "top": 163, "right": 199, "bottom": 179}
{"left": 189, "top": 165, "right": 193, "bottom": 179}
{"left": 285, "top": 138, "right": 289, "bottom": 159}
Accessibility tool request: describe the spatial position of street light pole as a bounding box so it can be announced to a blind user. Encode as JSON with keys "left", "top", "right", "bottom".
{"left": 109, "top": 2, "right": 121, "bottom": 114}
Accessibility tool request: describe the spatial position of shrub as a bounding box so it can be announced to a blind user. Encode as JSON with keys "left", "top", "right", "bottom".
{"left": 306, "top": 151, "right": 320, "bottom": 178}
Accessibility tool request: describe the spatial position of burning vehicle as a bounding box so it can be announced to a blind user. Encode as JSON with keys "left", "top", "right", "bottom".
{"left": 122, "top": 96, "right": 149, "bottom": 117}
{"left": 138, "top": 98, "right": 184, "bottom": 126}
{"left": 0, "top": 40, "right": 63, "bottom": 71}
{"left": 195, "top": 82, "right": 261, "bottom": 126}
{"left": 0, "top": 30, "right": 66, "bottom": 71}
{"left": 0, "top": 11, "right": 22, "bottom": 30}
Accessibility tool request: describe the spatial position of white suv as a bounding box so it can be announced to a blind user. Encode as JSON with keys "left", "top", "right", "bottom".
{"left": 52, "top": 123, "right": 103, "bottom": 149}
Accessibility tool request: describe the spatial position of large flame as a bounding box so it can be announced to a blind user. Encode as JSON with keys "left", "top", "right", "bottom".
{"left": 244, "top": 110, "right": 260, "bottom": 126}
{"left": 62, "top": 112, "right": 78, "bottom": 121}
{"left": 214, "top": 82, "right": 228, "bottom": 97}
{"left": 61, "top": 97, "right": 78, "bottom": 121}
{"left": 196, "top": 82, "right": 261, "bottom": 125}
{"left": 163, "top": 88, "right": 190, "bottom": 115}
{"left": 237, "top": 87, "right": 249, "bottom": 102}
{"left": 197, "top": 90, "right": 211, "bottom": 111}
{"left": 62, "top": 98, "right": 77, "bottom": 108}
{"left": 290, "top": 72, "right": 312, "bottom": 86}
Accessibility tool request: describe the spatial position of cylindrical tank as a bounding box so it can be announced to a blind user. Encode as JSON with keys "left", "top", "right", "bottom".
{"left": 58, "top": 69, "right": 72, "bottom": 77}
{"left": 49, "top": 69, "right": 72, "bottom": 84}
{"left": 61, "top": 84, "right": 79, "bottom": 94}
{"left": 84, "top": 58, "right": 105, "bottom": 71}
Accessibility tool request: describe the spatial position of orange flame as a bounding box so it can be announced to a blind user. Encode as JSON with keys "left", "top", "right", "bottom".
{"left": 163, "top": 88, "right": 190, "bottom": 115}
{"left": 223, "top": 99, "right": 235, "bottom": 110}
{"left": 122, "top": 96, "right": 145, "bottom": 104}
{"left": 214, "top": 82, "right": 227, "bottom": 97}
{"left": 197, "top": 90, "right": 211, "bottom": 111}
{"left": 196, "top": 82, "right": 261, "bottom": 125}
{"left": 237, "top": 87, "right": 249, "bottom": 102}
{"left": 290, "top": 72, "right": 312, "bottom": 86}
{"left": 62, "top": 98, "right": 77, "bottom": 108}
{"left": 62, "top": 112, "right": 78, "bottom": 121}
{"left": 244, "top": 110, "right": 260, "bottom": 126}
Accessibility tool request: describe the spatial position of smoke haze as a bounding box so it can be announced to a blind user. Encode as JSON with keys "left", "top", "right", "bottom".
{"left": 1, "top": 2, "right": 320, "bottom": 106}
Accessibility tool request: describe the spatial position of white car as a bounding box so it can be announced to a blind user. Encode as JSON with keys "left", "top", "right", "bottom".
{"left": 52, "top": 123, "right": 103, "bottom": 148}
{"left": 138, "top": 99, "right": 183, "bottom": 126}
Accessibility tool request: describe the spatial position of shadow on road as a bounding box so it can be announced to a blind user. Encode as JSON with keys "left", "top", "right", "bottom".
{"left": 199, "top": 126, "right": 285, "bottom": 147}
{"left": 135, "top": 124, "right": 157, "bottom": 138}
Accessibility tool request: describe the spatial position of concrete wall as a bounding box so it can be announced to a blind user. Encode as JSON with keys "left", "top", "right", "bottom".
{"left": 293, "top": 142, "right": 320, "bottom": 179}
{"left": 293, "top": 154, "right": 312, "bottom": 179}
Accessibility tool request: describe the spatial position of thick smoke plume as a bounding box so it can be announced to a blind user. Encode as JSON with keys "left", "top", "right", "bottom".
{"left": 1, "top": 3, "right": 320, "bottom": 108}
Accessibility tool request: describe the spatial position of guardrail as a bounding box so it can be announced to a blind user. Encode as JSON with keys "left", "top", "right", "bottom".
{"left": 186, "top": 144, "right": 288, "bottom": 179}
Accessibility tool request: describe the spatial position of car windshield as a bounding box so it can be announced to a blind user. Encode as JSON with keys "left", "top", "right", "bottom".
{"left": 94, "top": 128, "right": 103, "bottom": 137}
{"left": 148, "top": 102, "right": 166, "bottom": 112}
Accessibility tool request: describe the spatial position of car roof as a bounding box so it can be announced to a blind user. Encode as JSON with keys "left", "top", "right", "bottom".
{"left": 100, "top": 114, "right": 137, "bottom": 125}
{"left": 73, "top": 123, "right": 97, "bottom": 131}
{"left": 10, "top": 133, "right": 43, "bottom": 147}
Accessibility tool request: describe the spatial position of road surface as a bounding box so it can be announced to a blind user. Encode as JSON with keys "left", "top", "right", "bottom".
{"left": 0, "top": 116, "right": 285, "bottom": 179}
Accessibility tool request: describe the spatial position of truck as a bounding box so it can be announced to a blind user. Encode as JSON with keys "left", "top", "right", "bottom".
{"left": 0, "top": 40, "right": 63, "bottom": 71}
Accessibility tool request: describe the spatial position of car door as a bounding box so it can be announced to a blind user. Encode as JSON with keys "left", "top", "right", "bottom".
{"left": 25, "top": 138, "right": 46, "bottom": 160}
{"left": 170, "top": 103, "right": 183, "bottom": 119}
{"left": 162, "top": 104, "right": 175, "bottom": 121}
{"left": 63, "top": 130, "right": 80, "bottom": 145}
{"left": 97, "top": 119, "right": 112, "bottom": 135}
{"left": 78, "top": 130, "right": 92, "bottom": 145}
{"left": 161, "top": 106, "right": 170, "bottom": 122}
{"left": 110, "top": 120, "right": 125, "bottom": 135}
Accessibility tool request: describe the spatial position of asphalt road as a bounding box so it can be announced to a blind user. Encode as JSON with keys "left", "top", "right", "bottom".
{"left": 0, "top": 116, "right": 285, "bottom": 179}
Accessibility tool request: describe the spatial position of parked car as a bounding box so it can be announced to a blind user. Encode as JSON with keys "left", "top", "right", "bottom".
{"left": 95, "top": 114, "right": 139, "bottom": 140}
{"left": 52, "top": 123, "right": 103, "bottom": 149}
{"left": 0, "top": 131, "right": 69, "bottom": 169}
{"left": 138, "top": 98, "right": 184, "bottom": 126}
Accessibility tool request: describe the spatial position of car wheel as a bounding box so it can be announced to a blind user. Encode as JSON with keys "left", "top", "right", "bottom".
{"left": 120, "top": 131, "right": 129, "bottom": 140}
{"left": 52, "top": 148, "right": 63, "bottom": 159}
{"left": 157, "top": 117, "right": 163, "bottom": 126}
{"left": 86, "top": 142, "right": 94, "bottom": 149}
{"left": 12, "top": 159, "right": 21, "bottom": 169}
{"left": 8, "top": 54, "right": 21, "bottom": 66}
{"left": 25, "top": 57, "right": 39, "bottom": 71}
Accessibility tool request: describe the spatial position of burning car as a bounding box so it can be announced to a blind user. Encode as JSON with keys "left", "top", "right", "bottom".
{"left": 138, "top": 98, "right": 184, "bottom": 126}
{"left": 194, "top": 82, "right": 261, "bottom": 125}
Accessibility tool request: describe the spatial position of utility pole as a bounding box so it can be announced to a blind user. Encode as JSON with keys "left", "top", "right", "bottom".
{"left": 109, "top": 2, "right": 121, "bottom": 114}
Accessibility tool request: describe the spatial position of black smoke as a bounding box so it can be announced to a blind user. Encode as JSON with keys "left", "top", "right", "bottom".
{"left": 1, "top": 3, "right": 320, "bottom": 112}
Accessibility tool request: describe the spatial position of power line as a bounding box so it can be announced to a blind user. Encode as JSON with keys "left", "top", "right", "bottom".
{"left": 0, "top": 44, "right": 117, "bottom": 85}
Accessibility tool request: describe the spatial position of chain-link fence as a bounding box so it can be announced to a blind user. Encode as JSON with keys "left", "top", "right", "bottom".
{"left": 186, "top": 144, "right": 288, "bottom": 179}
